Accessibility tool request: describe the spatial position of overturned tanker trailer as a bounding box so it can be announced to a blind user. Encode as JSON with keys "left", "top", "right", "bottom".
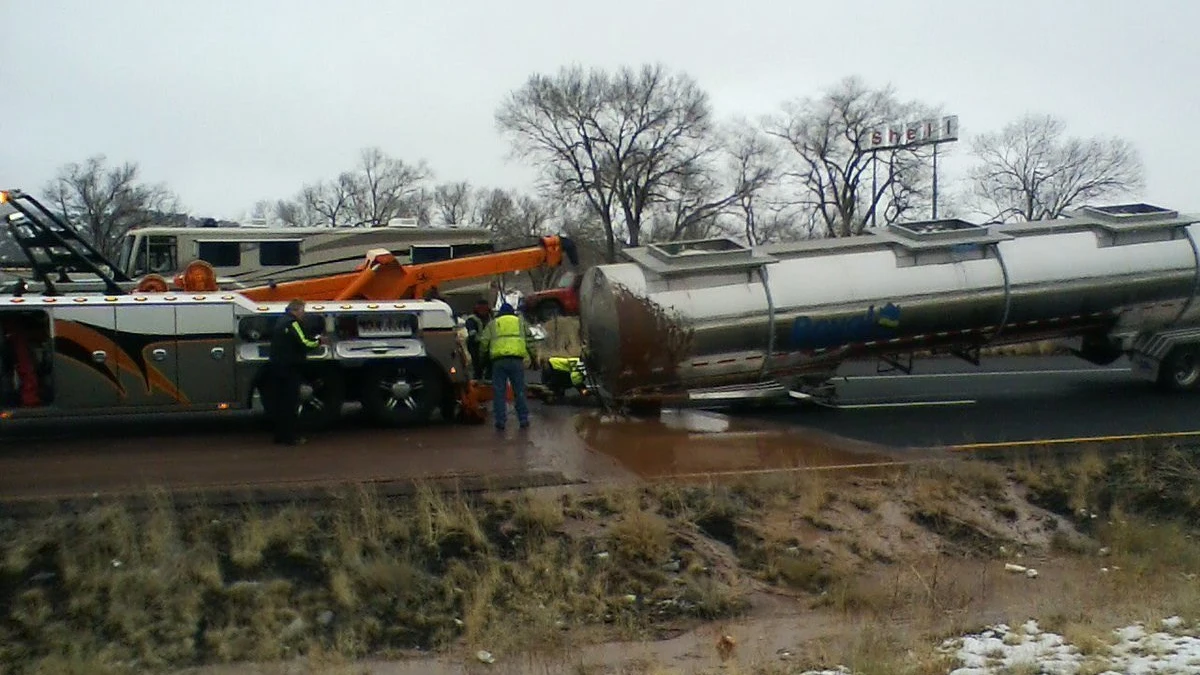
{"left": 579, "top": 203, "right": 1200, "bottom": 409}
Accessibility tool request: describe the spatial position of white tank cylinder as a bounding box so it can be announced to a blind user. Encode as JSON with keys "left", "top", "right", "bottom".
{"left": 580, "top": 205, "right": 1200, "bottom": 402}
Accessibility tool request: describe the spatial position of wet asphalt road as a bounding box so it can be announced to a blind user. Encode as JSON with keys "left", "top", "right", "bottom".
{"left": 1, "top": 355, "right": 1197, "bottom": 503}
{"left": 753, "top": 355, "right": 1200, "bottom": 449}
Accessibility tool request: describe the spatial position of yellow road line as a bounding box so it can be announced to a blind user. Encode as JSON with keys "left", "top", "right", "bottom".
{"left": 949, "top": 430, "right": 1200, "bottom": 451}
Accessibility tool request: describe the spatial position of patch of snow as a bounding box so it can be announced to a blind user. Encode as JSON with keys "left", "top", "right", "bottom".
{"left": 794, "top": 617, "right": 1200, "bottom": 675}
{"left": 944, "top": 618, "right": 1200, "bottom": 675}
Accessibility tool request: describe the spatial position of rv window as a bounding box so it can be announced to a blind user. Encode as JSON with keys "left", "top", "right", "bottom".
{"left": 197, "top": 241, "right": 241, "bottom": 267}
{"left": 117, "top": 235, "right": 136, "bottom": 275}
{"left": 259, "top": 240, "right": 301, "bottom": 266}
{"left": 452, "top": 242, "right": 495, "bottom": 258}
{"left": 411, "top": 245, "right": 453, "bottom": 264}
{"left": 146, "top": 236, "right": 178, "bottom": 274}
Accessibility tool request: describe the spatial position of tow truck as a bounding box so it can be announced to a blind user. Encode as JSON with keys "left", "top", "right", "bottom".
{"left": 0, "top": 189, "right": 577, "bottom": 428}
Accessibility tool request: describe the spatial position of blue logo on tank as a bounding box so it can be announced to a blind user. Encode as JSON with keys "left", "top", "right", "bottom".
{"left": 791, "top": 303, "right": 901, "bottom": 350}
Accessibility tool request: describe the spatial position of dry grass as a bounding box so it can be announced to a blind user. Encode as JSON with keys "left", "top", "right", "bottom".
{"left": 1012, "top": 443, "right": 1200, "bottom": 525}
{"left": 0, "top": 481, "right": 749, "bottom": 674}
{"left": 2, "top": 446, "right": 1199, "bottom": 674}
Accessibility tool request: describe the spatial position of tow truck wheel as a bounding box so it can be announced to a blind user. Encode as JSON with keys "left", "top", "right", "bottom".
{"left": 1157, "top": 345, "right": 1200, "bottom": 391}
{"left": 298, "top": 366, "right": 346, "bottom": 431}
{"left": 361, "top": 360, "right": 445, "bottom": 426}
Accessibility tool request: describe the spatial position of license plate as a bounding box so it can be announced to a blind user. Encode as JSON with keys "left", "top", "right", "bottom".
{"left": 357, "top": 315, "right": 414, "bottom": 337}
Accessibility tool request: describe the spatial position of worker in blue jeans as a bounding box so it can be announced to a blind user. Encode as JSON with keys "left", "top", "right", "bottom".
{"left": 479, "top": 302, "right": 535, "bottom": 430}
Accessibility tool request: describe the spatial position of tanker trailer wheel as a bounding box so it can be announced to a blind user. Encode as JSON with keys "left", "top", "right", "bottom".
{"left": 298, "top": 366, "right": 346, "bottom": 431}
{"left": 1157, "top": 345, "right": 1200, "bottom": 392}
{"left": 360, "top": 359, "right": 445, "bottom": 426}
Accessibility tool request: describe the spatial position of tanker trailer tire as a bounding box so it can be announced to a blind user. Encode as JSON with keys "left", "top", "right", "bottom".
{"left": 1073, "top": 335, "right": 1124, "bottom": 366}
{"left": 360, "top": 359, "right": 445, "bottom": 427}
{"left": 1156, "top": 346, "right": 1200, "bottom": 392}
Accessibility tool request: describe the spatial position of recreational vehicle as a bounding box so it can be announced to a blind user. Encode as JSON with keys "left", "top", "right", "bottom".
{"left": 114, "top": 224, "right": 496, "bottom": 311}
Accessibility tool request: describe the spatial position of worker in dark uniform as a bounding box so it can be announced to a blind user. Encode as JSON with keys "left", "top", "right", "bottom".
{"left": 463, "top": 298, "right": 492, "bottom": 380}
{"left": 268, "top": 299, "right": 324, "bottom": 446}
{"left": 479, "top": 302, "right": 535, "bottom": 431}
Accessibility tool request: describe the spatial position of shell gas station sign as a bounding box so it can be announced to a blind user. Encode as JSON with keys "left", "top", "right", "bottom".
{"left": 858, "top": 115, "right": 959, "bottom": 152}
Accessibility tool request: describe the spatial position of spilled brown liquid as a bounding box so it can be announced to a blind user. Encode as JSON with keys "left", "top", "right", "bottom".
{"left": 575, "top": 409, "right": 902, "bottom": 479}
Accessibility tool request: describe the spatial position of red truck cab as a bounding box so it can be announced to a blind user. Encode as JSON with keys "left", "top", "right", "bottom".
{"left": 523, "top": 270, "right": 582, "bottom": 322}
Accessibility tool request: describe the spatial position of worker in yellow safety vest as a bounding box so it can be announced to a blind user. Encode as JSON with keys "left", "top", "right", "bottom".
{"left": 478, "top": 302, "right": 535, "bottom": 430}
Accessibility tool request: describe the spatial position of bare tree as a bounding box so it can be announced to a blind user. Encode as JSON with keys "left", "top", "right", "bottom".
{"left": 497, "top": 63, "right": 751, "bottom": 261}
{"left": 434, "top": 181, "right": 474, "bottom": 225}
{"left": 765, "top": 76, "right": 937, "bottom": 237}
{"left": 345, "top": 147, "right": 432, "bottom": 227}
{"left": 407, "top": 187, "right": 436, "bottom": 228}
{"left": 634, "top": 123, "right": 773, "bottom": 243}
{"left": 720, "top": 121, "right": 795, "bottom": 245}
{"left": 246, "top": 199, "right": 284, "bottom": 226}
{"left": 43, "top": 155, "right": 181, "bottom": 258}
{"left": 475, "top": 189, "right": 547, "bottom": 246}
{"left": 558, "top": 208, "right": 610, "bottom": 268}
{"left": 474, "top": 188, "right": 562, "bottom": 289}
{"left": 641, "top": 168, "right": 734, "bottom": 243}
{"left": 970, "top": 114, "right": 1144, "bottom": 221}
{"left": 276, "top": 147, "right": 432, "bottom": 227}
{"left": 305, "top": 175, "right": 355, "bottom": 227}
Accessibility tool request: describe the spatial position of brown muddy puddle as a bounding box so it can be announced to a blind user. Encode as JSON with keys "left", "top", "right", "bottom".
{"left": 574, "top": 409, "right": 907, "bottom": 479}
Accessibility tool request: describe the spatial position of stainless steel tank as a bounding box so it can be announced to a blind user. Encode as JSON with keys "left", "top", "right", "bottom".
{"left": 580, "top": 204, "right": 1200, "bottom": 403}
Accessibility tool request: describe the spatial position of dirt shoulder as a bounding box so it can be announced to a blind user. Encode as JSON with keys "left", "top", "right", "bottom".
{"left": 2, "top": 444, "right": 1199, "bottom": 675}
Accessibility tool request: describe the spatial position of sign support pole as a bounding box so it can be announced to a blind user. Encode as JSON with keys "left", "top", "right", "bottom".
{"left": 857, "top": 114, "right": 958, "bottom": 224}
{"left": 932, "top": 142, "right": 939, "bottom": 220}
{"left": 872, "top": 154, "right": 878, "bottom": 228}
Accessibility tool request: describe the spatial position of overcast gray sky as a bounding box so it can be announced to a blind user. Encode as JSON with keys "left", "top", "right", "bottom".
{"left": 3, "top": 0, "right": 1197, "bottom": 221}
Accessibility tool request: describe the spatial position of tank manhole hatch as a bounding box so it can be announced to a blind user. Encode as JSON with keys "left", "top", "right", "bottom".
{"left": 890, "top": 218, "right": 982, "bottom": 236}
{"left": 633, "top": 237, "right": 778, "bottom": 275}
{"left": 1086, "top": 203, "right": 1177, "bottom": 218}
{"left": 1074, "top": 203, "right": 1194, "bottom": 232}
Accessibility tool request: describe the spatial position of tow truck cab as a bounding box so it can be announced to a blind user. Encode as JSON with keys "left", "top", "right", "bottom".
{"left": 523, "top": 271, "right": 582, "bottom": 323}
